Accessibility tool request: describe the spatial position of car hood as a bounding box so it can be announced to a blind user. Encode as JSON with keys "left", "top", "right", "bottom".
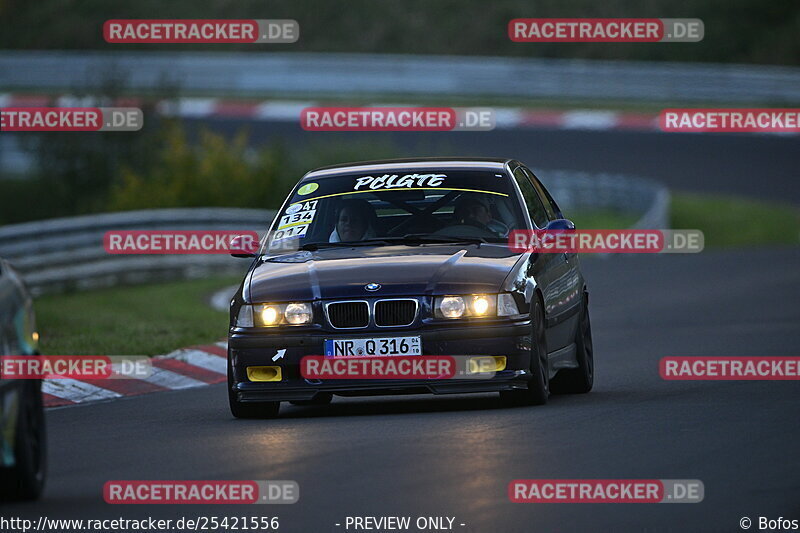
{"left": 247, "top": 244, "right": 523, "bottom": 302}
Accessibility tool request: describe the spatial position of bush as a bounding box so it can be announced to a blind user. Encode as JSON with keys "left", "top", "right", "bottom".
{"left": 1, "top": 88, "right": 165, "bottom": 223}
{"left": 0, "top": 118, "right": 401, "bottom": 224}
{"left": 107, "top": 123, "right": 400, "bottom": 211}
{"left": 108, "top": 124, "right": 290, "bottom": 210}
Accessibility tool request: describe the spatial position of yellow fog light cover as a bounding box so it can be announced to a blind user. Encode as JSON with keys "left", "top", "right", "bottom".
{"left": 247, "top": 366, "right": 283, "bottom": 382}
{"left": 468, "top": 356, "right": 507, "bottom": 374}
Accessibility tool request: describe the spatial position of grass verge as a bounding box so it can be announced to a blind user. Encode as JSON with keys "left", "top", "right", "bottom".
{"left": 671, "top": 192, "right": 800, "bottom": 247}
{"left": 572, "top": 193, "right": 800, "bottom": 247}
{"left": 35, "top": 276, "right": 238, "bottom": 356}
{"left": 570, "top": 210, "right": 639, "bottom": 230}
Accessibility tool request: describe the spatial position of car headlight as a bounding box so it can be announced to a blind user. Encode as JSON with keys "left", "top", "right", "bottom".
{"left": 260, "top": 305, "right": 281, "bottom": 326}
{"left": 285, "top": 302, "right": 312, "bottom": 324}
{"left": 439, "top": 296, "right": 466, "bottom": 318}
{"left": 235, "top": 303, "right": 313, "bottom": 327}
{"left": 497, "top": 293, "right": 521, "bottom": 316}
{"left": 236, "top": 305, "right": 254, "bottom": 327}
{"left": 471, "top": 295, "right": 491, "bottom": 315}
{"left": 435, "top": 294, "right": 506, "bottom": 318}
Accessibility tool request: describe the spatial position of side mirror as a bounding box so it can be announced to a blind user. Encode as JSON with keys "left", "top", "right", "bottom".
{"left": 544, "top": 218, "right": 575, "bottom": 231}
{"left": 229, "top": 235, "right": 257, "bottom": 258}
{"left": 539, "top": 219, "right": 576, "bottom": 249}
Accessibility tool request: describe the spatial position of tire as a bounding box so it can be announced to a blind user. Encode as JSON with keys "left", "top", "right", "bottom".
{"left": 227, "top": 356, "right": 280, "bottom": 419}
{"left": 550, "top": 294, "right": 594, "bottom": 394}
{"left": 500, "top": 297, "right": 549, "bottom": 407}
{"left": 0, "top": 381, "right": 47, "bottom": 501}
{"left": 290, "top": 393, "right": 333, "bottom": 406}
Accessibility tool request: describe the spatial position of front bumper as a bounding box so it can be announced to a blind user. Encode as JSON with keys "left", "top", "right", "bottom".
{"left": 228, "top": 321, "right": 534, "bottom": 402}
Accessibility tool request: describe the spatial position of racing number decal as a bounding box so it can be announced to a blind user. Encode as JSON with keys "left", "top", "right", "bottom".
{"left": 271, "top": 226, "right": 308, "bottom": 242}
{"left": 278, "top": 206, "right": 316, "bottom": 227}
{"left": 272, "top": 200, "right": 318, "bottom": 243}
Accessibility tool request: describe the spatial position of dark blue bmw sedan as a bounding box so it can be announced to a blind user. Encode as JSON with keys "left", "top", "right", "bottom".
{"left": 227, "top": 158, "right": 593, "bottom": 418}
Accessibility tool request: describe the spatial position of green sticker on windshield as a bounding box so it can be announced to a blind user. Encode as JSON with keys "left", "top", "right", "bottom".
{"left": 297, "top": 182, "right": 319, "bottom": 196}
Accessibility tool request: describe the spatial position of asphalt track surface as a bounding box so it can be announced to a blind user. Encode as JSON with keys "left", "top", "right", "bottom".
{"left": 4, "top": 128, "right": 800, "bottom": 532}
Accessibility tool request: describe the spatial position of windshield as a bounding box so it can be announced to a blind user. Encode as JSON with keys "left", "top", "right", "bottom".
{"left": 264, "top": 169, "right": 526, "bottom": 254}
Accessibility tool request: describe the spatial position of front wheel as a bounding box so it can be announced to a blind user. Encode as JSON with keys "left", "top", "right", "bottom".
{"left": 227, "top": 355, "right": 280, "bottom": 419}
{"left": 500, "top": 298, "right": 549, "bottom": 407}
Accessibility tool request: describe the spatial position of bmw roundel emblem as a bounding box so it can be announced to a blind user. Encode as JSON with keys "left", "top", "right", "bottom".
{"left": 365, "top": 283, "right": 381, "bottom": 291}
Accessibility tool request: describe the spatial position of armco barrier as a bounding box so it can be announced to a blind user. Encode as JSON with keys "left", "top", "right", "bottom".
{"left": 536, "top": 169, "right": 670, "bottom": 230}
{"left": 0, "top": 208, "right": 274, "bottom": 296}
{"left": 1, "top": 51, "right": 798, "bottom": 104}
{"left": 0, "top": 171, "right": 668, "bottom": 296}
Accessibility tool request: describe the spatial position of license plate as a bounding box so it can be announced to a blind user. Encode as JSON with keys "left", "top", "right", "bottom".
{"left": 324, "top": 336, "right": 422, "bottom": 357}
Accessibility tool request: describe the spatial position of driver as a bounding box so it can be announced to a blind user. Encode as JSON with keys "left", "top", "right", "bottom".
{"left": 453, "top": 194, "right": 508, "bottom": 236}
{"left": 329, "top": 199, "right": 377, "bottom": 242}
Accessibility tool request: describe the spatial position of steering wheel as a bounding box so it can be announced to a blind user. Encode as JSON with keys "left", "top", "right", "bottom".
{"left": 387, "top": 213, "right": 439, "bottom": 237}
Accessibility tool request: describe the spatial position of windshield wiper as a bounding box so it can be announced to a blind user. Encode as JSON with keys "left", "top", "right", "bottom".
{"left": 299, "top": 240, "right": 394, "bottom": 251}
{"left": 297, "top": 235, "right": 497, "bottom": 251}
{"left": 399, "top": 234, "right": 489, "bottom": 245}
{"left": 356, "top": 234, "right": 493, "bottom": 246}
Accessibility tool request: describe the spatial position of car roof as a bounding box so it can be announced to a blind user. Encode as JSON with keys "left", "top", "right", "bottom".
{"left": 303, "top": 157, "right": 515, "bottom": 180}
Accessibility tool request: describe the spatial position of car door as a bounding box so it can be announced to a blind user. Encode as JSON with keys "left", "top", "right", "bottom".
{"left": 524, "top": 167, "right": 584, "bottom": 352}
{"left": 510, "top": 165, "right": 569, "bottom": 354}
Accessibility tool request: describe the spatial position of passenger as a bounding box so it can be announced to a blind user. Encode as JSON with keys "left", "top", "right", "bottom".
{"left": 329, "top": 199, "right": 377, "bottom": 242}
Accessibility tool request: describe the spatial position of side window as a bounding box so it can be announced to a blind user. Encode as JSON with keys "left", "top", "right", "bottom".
{"left": 513, "top": 168, "right": 549, "bottom": 228}
{"left": 523, "top": 168, "right": 559, "bottom": 220}
{"left": 540, "top": 182, "right": 563, "bottom": 219}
